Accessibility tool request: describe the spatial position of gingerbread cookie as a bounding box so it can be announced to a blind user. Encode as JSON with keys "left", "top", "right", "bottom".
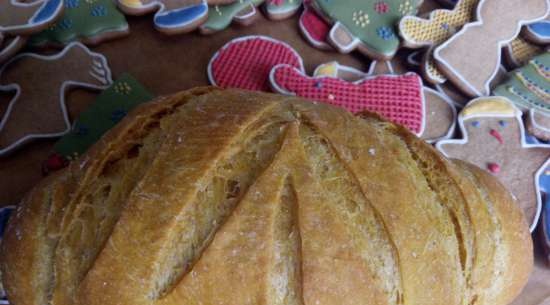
{"left": 30, "top": 0, "right": 129, "bottom": 47}
{"left": 208, "top": 35, "right": 303, "bottom": 91}
{"left": 311, "top": 0, "right": 422, "bottom": 59}
{"left": 541, "top": 192, "right": 550, "bottom": 265}
{"left": 436, "top": 96, "right": 550, "bottom": 232}
{"left": 524, "top": 16, "right": 550, "bottom": 45}
{"left": 270, "top": 61, "right": 426, "bottom": 135}
{"left": 0, "top": 34, "right": 27, "bottom": 65}
{"left": 298, "top": 1, "right": 332, "bottom": 50}
{"left": 264, "top": 0, "right": 302, "bottom": 20}
{"left": 526, "top": 109, "right": 550, "bottom": 141}
{"left": 312, "top": 60, "right": 457, "bottom": 142}
{"left": 117, "top": 0, "right": 208, "bottom": 34}
{"left": 0, "top": 42, "right": 113, "bottom": 156}
{"left": 0, "top": 0, "right": 63, "bottom": 35}
{"left": 434, "top": 0, "right": 550, "bottom": 97}
{"left": 398, "top": 0, "right": 479, "bottom": 84}
{"left": 199, "top": 0, "right": 264, "bottom": 34}
{"left": 503, "top": 36, "right": 545, "bottom": 69}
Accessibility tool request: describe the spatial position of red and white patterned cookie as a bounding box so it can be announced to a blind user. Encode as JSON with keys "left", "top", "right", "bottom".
{"left": 269, "top": 62, "right": 426, "bottom": 135}
{"left": 208, "top": 35, "right": 303, "bottom": 91}
{"left": 298, "top": 1, "right": 333, "bottom": 50}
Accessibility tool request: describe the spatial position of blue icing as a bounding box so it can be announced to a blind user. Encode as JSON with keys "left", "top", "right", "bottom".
{"left": 545, "top": 196, "right": 550, "bottom": 240}
{"left": 32, "top": 0, "right": 62, "bottom": 24}
{"left": 0, "top": 206, "right": 14, "bottom": 238}
{"left": 528, "top": 21, "right": 550, "bottom": 38}
{"left": 154, "top": 2, "right": 207, "bottom": 28}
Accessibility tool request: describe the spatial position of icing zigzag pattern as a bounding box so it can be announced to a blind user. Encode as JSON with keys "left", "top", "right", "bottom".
{"left": 494, "top": 52, "right": 550, "bottom": 113}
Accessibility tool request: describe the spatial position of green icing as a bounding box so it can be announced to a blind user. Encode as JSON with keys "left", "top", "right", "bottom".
{"left": 201, "top": 0, "right": 264, "bottom": 32}
{"left": 29, "top": 0, "right": 127, "bottom": 46}
{"left": 314, "top": 0, "right": 421, "bottom": 57}
{"left": 493, "top": 52, "right": 550, "bottom": 114}
{"left": 54, "top": 74, "right": 153, "bottom": 159}
{"left": 265, "top": 0, "right": 302, "bottom": 15}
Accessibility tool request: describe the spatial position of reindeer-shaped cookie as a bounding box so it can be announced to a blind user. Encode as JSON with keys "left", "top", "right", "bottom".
{"left": 0, "top": 0, "right": 64, "bottom": 62}
{"left": 434, "top": 0, "right": 550, "bottom": 97}
{"left": 0, "top": 42, "right": 112, "bottom": 156}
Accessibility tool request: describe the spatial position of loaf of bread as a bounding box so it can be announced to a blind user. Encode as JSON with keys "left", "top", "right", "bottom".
{"left": 1, "top": 87, "right": 533, "bottom": 305}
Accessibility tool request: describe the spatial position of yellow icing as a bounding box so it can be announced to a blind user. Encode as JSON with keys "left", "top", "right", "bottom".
{"left": 119, "top": 0, "right": 144, "bottom": 8}
{"left": 314, "top": 62, "right": 338, "bottom": 77}
{"left": 461, "top": 97, "right": 520, "bottom": 118}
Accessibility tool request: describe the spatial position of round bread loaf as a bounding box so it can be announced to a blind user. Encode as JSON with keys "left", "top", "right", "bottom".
{"left": 0, "top": 87, "right": 533, "bottom": 305}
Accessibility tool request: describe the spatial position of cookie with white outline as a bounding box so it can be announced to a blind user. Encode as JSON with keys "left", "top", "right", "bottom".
{"left": 117, "top": 0, "right": 208, "bottom": 34}
{"left": 264, "top": 0, "right": 302, "bottom": 20}
{"left": 434, "top": 0, "right": 550, "bottom": 97}
{"left": 311, "top": 0, "right": 422, "bottom": 59}
{"left": 199, "top": 0, "right": 264, "bottom": 34}
{"left": 436, "top": 96, "right": 550, "bottom": 232}
{"left": 0, "top": 42, "right": 113, "bottom": 156}
{"left": 208, "top": 35, "right": 303, "bottom": 91}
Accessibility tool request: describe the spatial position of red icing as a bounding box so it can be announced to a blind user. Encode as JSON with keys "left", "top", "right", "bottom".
{"left": 209, "top": 37, "right": 303, "bottom": 91}
{"left": 487, "top": 162, "right": 501, "bottom": 174}
{"left": 270, "top": 65, "right": 425, "bottom": 134}
{"left": 299, "top": 5, "right": 331, "bottom": 46}
{"left": 489, "top": 129, "right": 504, "bottom": 144}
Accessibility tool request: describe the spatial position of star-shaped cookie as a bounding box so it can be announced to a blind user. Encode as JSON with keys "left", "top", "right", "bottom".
{"left": 436, "top": 96, "right": 550, "bottom": 231}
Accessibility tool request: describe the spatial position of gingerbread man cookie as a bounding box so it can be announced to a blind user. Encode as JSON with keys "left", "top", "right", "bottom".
{"left": 0, "top": 42, "right": 113, "bottom": 156}
{"left": 436, "top": 97, "right": 550, "bottom": 232}
{"left": 434, "top": 0, "right": 550, "bottom": 97}
{"left": 264, "top": 0, "right": 302, "bottom": 20}
{"left": 30, "top": 0, "right": 129, "bottom": 47}
{"left": 311, "top": 0, "right": 422, "bottom": 59}
{"left": 117, "top": 0, "right": 208, "bottom": 34}
{"left": 398, "top": 0, "right": 479, "bottom": 84}
{"left": 199, "top": 0, "right": 264, "bottom": 34}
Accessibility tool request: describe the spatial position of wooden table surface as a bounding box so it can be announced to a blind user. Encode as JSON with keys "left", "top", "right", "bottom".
{"left": 0, "top": 2, "right": 549, "bottom": 304}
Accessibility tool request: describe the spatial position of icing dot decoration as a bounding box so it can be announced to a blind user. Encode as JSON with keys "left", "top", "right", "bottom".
{"left": 114, "top": 81, "right": 133, "bottom": 95}
{"left": 90, "top": 5, "right": 107, "bottom": 17}
{"left": 374, "top": 1, "right": 390, "bottom": 14}
{"left": 471, "top": 121, "right": 480, "bottom": 128}
{"left": 65, "top": 0, "right": 80, "bottom": 9}
{"left": 490, "top": 129, "right": 504, "bottom": 144}
{"left": 377, "top": 26, "right": 395, "bottom": 40}
{"left": 58, "top": 18, "right": 73, "bottom": 30}
{"left": 352, "top": 10, "right": 370, "bottom": 27}
{"left": 487, "top": 162, "right": 501, "bottom": 174}
{"left": 315, "top": 81, "right": 323, "bottom": 89}
{"left": 499, "top": 120, "right": 507, "bottom": 127}
{"left": 398, "top": 0, "right": 414, "bottom": 15}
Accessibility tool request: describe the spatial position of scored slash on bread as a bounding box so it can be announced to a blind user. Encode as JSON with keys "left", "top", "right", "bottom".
{"left": 0, "top": 87, "right": 533, "bottom": 305}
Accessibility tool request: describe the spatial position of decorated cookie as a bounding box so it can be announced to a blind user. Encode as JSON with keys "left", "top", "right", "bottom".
{"left": 117, "top": 0, "right": 208, "bottom": 34}
{"left": 312, "top": 60, "right": 457, "bottom": 142}
{"left": 199, "top": 0, "right": 264, "bottom": 34}
{"left": 493, "top": 52, "right": 550, "bottom": 114}
{"left": 526, "top": 109, "right": 550, "bottom": 141}
{"left": 0, "top": 42, "right": 113, "bottom": 156}
{"left": 434, "top": 0, "right": 550, "bottom": 97}
{"left": 270, "top": 61, "right": 426, "bottom": 135}
{"left": 524, "top": 17, "right": 550, "bottom": 45}
{"left": 0, "top": 0, "right": 63, "bottom": 35}
{"left": 29, "top": 0, "right": 129, "bottom": 47}
{"left": 264, "top": 0, "right": 302, "bottom": 20}
{"left": 0, "top": 34, "right": 27, "bottom": 65}
{"left": 208, "top": 35, "right": 303, "bottom": 91}
{"left": 503, "top": 36, "right": 545, "bottom": 69}
{"left": 436, "top": 96, "right": 550, "bottom": 232}
{"left": 541, "top": 192, "right": 550, "bottom": 265}
{"left": 298, "top": 1, "right": 332, "bottom": 50}
{"left": 398, "top": 0, "right": 479, "bottom": 84}
{"left": 311, "top": 0, "right": 422, "bottom": 59}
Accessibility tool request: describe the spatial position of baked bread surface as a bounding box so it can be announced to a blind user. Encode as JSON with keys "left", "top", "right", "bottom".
{"left": 0, "top": 87, "right": 533, "bottom": 305}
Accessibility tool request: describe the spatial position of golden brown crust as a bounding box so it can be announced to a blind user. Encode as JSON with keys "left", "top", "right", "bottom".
{"left": 1, "top": 88, "right": 533, "bottom": 305}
